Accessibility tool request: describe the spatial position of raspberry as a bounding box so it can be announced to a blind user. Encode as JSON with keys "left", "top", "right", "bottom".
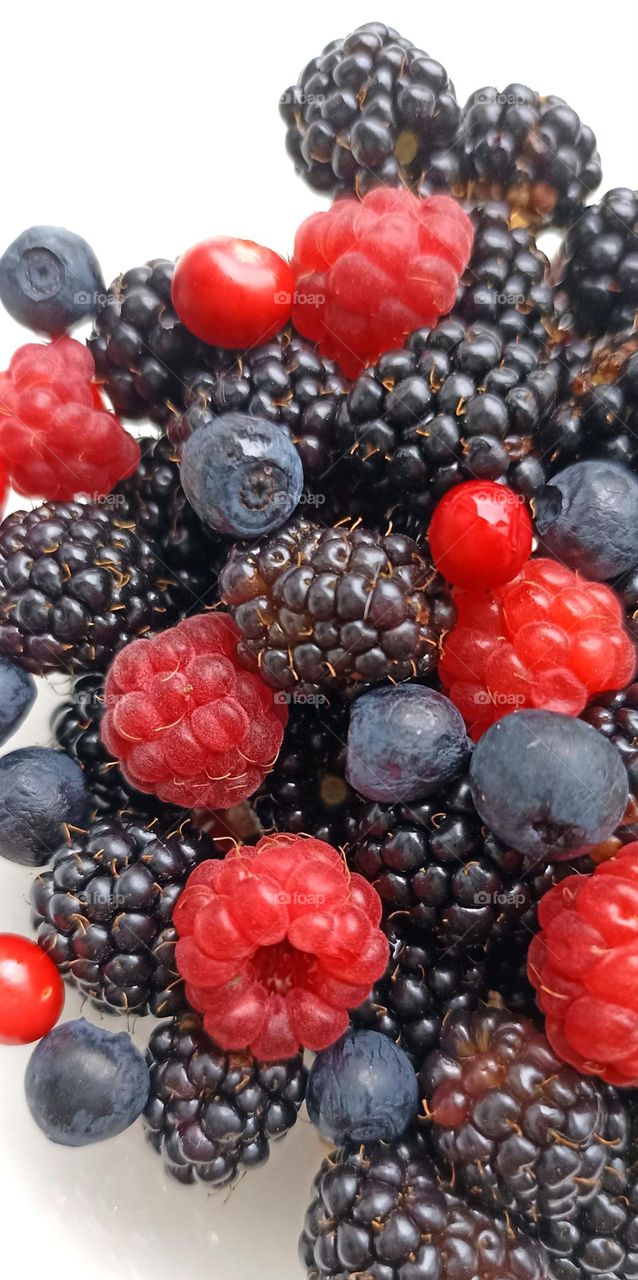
{"left": 100, "top": 613, "right": 288, "bottom": 811}
{"left": 528, "top": 843, "right": 638, "bottom": 1085}
{"left": 173, "top": 833, "right": 388, "bottom": 1060}
{"left": 0, "top": 337, "right": 140, "bottom": 500}
{"left": 440, "top": 559, "right": 635, "bottom": 738}
{"left": 291, "top": 188, "right": 474, "bottom": 376}
{"left": 428, "top": 480, "right": 533, "bottom": 589}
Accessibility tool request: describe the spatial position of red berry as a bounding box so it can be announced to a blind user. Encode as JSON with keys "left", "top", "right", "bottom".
{"left": 291, "top": 189, "right": 474, "bottom": 376}
{"left": 171, "top": 237, "right": 293, "bottom": 348}
{"left": 174, "top": 834, "right": 387, "bottom": 1059}
{"left": 529, "top": 844, "right": 638, "bottom": 1085}
{"left": 429, "top": 481, "right": 532, "bottom": 589}
{"left": 0, "top": 337, "right": 139, "bottom": 500}
{"left": 0, "top": 933, "right": 64, "bottom": 1045}
{"left": 101, "top": 613, "right": 288, "bottom": 810}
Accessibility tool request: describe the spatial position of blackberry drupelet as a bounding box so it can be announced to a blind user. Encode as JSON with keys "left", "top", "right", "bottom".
{"left": 349, "top": 919, "right": 488, "bottom": 1067}
{"left": 0, "top": 501, "right": 171, "bottom": 675}
{"left": 144, "top": 1011, "right": 306, "bottom": 1187}
{"left": 538, "top": 331, "right": 638, "bottom": 474}
{"left": 457, "top": 202, "right": 556, "bottom": 348}
{"left": 253, "top": 695, "right": 353, "bottom": 845}
{"left": 301, "top": 1133, "right": 548, "bottom": 1280}
{"left": 485, "top": 936, "right": 540, "bottom": 1021}
{"left": 620, "top": 570, "right": 638, "bottom": 645}
{"left": 32, "top": 815, "right": 220, "bottom": 1015}
{"left": 335, "top": 319, "right": 557, "bottom": 530}
{"left": 280, "top": 22, "right": 461, "bottom": 198}
{"left": 219, "top": 516, "right": 454, "bottom": 695}
{"left": 556, "top": 188, "right": 638, "bottom": 337}
{"left": 582, "top": 683, "right": 638, "bottom": 854}
{"left": 458, "top": 85, "right": 601, "bottom": 228}
{"left": 422, "top": 1005, "right": 638, "bottom": 1280}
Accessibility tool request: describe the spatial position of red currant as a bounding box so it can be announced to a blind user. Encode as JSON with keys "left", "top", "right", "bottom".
{"left": 171, "top": 236, "right": 293, "bottom": 348}
{"left": 428, "top": 480, "right": 532, "bottom": 589}
{"left": 0, "top": 933, "right": 64, "bottom": 1045}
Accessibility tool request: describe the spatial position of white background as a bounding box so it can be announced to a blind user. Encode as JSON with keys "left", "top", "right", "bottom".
{"left": 0, "top": 2, "right": 637, "bottom": 1277}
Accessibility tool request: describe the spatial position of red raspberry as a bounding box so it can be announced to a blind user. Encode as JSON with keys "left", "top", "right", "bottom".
{"left": 291, "top": 189, "right": 474, "bottom": 376}
{"left": 440, "top": 558, "right": 635, "bottom": 738}
{"left": 0, "top": 337, "right": 139, "bottom": 500}
{"left": 428, "top": 480, "right": 532, "bottom": 589}
{"left": 529, "top": 843, "right": 638, "bottom": 1085}
{"left": 101, "top": 614, "right": 288, "bottom": 811}
{"left": 173, "top": 834, "right": 388, "bottom": 1060}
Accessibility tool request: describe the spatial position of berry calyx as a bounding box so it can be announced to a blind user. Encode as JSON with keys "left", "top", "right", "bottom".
{"left": 0, "top": 933, "right": 64, "bottom": 1044}
{"left": 171, "top": 236, "right": 293, "bottom": 348}
{"left": 428, "top": 480, "right": 532, "bottom": 589}
{"left": 173, "top": 834, "right": 388, "bottom": 1060}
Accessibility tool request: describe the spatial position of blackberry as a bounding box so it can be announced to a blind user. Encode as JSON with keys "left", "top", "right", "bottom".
{"left": 219, "top": 515, "right": 454, "bottom": 695}
{"left": 620, "top": 569, "right": 638, "bottom": 645}
{"left": 253, "top": 695, "right": 353, "bottom": 845}
{"left": 422, "top": 1006, "right": 638, "bottom": 1280}
{"left": 32, "top": 815, "right": 220, "bottom": 1015}
{"left": 556, "top": 188, "right": 638, "bottom": 337}
{"left": 335, "top": 319, "right": 557, "bottom": 530}
{"left": 485, "top": 936, "right": 540, "bottom": 1022}
{"left": 458, "top": 85, "right": 601, "bottom": 228}
{"left": 301, "top": 1133, "right": 548, "bottom": 1280}
{"left": 350, "top": 919, "right": 488, "bottom": 1067}
{"left": 582, "top": 683, "right": 638, "bottom": 854}
{"left": 144, "top": 1011, "right": 306, "bottom": 1187}
{"left": 0, "top": 501, "right": 171, "bottom": 675}
{"left": 281, "top": 22, "right": 460, "bottom": 198}
{"left": 538, "top": 331, "right": 638, "bottom": 474}
{"left": 456, "top": 202, "right": 556, "bottom": 348}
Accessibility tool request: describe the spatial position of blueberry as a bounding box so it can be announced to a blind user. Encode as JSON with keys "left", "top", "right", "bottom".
{"left": 25, "top": 1018, "right": 149, "bottom": 1147}
{"left": 0, "top": 746, "right": 91, "bottom": 866}
{"left": 535, "top": 460, "right": 638, "bottom": 580}
{"left": 470, "top": 710, "right": 628, "bottom": 860}
{"left": 179, "top": 411, "right": 304, "bottom": 538}
{"left": 346, "top": 684, "right": 471, "bottom": 803}
{"left": 306, "top": 1029, "right": 418, "bottom": 1145}
{"left": 0, "top": 657, "right": 35, "bottom": 746}
{"left": 0, "top": 226, "right": 105, "bottom": 336}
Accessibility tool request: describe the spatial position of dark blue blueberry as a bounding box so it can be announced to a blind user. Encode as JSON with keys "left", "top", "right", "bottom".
{"left": 25, "top": 1019, "right": 149, "bottom": 1147}
{"left": 0, "top": 657, "right": 36, "bottom": 745}
{"left": 179, "top": 411, "right": 304, "bottom": 538}
{"left": 306, "top": 1029, "right": 419, "bottom": 1146}
{"left": 0, "top": 226, "right": 105, "bottom": 335}
{"left": 535, "top": 460, "right": 638, "bottom": 580}
{"left": 346, "top": 684, "right": 471, "bottom": 803}
{"left": 470, "top": 710, "right": 628, "bottom": 860}
{"left": 0, "top": 746, "right": 91, "bottom": 866}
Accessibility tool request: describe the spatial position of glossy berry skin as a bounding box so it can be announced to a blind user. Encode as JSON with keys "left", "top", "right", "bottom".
{"left": 429, "top": 480, "right": 532, "bottom": 589}
{"left": 0, "top": 747, "right": 91, "bottom": 867}
{"left": 171, "top": 236, "right": 293, "bottom": 348}
{"left": 173, "top": 833, "right": 388, "bottom": 1060}
{"left": 557, "top": 188, "right": 638, "bottom": 338}
{"left": 306, "top": 1028, "right": 418, "bottom": 1145}
{"left": 0, "top": 934, "right": 64, "bottom": 1045}
{"left": 101, "top": 613, "right": 287, "bottom": 812}
{"left": 25, "top": 1018, "right": 149, "bottom": 1146}
{"left": 470, "top": 711, "right": 629, "bottom": 861}
{"left": 0, "top": 225, "right": 104, "bottom": 335}
{"left": 292, "top": 188, "right": 473, "bottom": 376}
{"left": 535, "top": 460, "right": 638, "bottom": 581}
{"left": 529, "top": 843, "right": 638, "bottom": 1085}
{"left": 346, "top": 685, "right": 470, "bottom": 803}
{"left": 0, "top": 657, "right": 35, "bottom": 746}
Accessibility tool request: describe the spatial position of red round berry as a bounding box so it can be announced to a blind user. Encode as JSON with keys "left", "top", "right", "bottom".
{"left": 529, "top": 844, "right": 638, "bottom": 1085}
{"left": 291, "top": 189, "right": 474, "bottom": 376}
{"left": 429, "top": 481, "right": 532, "bottom": 589}
{"left": 171, "top": 237, "right": 293, "bottom": 348}
{"left": 101, "top": 613, "right": 288, "bottom": 811}
{"left": 0, "top": 933, "right": 64, "bottom": 1045}
{"left": 173, "top": 834, "right": 387, "bottom": 1060}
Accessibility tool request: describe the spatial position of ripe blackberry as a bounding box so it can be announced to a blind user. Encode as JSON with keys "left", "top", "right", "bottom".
{"left": 335, "top": 319, "right": 557, "bottom": 530}
{"left": 31, "top": 815, "right": 220, "bottom": 1015}
{"left": 422, "top": 1005, "right": 637, "bottom": 1280}
{"left": 620, "top": 568, "right": 638, "bottom": 645}
{"left": 456, "top": 202, "right": 555, "bottom": 348}
{"left": 538, "top": 331, "right": 638, "bottom": 473}
{"left": 280, "top": 22, "right": 460, "bottom": 198}
{"left": 485, "top": 936, "right": 540, "bottom": 1021}
{"left": 301, "top": 1133, "right": 548, "bottom": 1280}
{"left": 144, "top": 1010, "right": 306, "bottom": 1186}
{"left": 458, "top": 85, "right": 601, "bottom": 228}
{"left": 582, "top": 683, "right": 638, "bottom": 855}
{"left": 219, "top": 516, "right": 454, "bottom": 695}
{"left": 169, "top": 327, "right": 348, "bottom": 481}
{"left": 0, "top": 501, "right": 171, "bottom": 675}
{"left": 556, "top": 188, "right": 638, "bottom": 337}
{"left": 349, "top": 920, "right": 488, "bottom": 1067}
{"left": 253, "top": 695, "right": 353, "bottom": 845}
